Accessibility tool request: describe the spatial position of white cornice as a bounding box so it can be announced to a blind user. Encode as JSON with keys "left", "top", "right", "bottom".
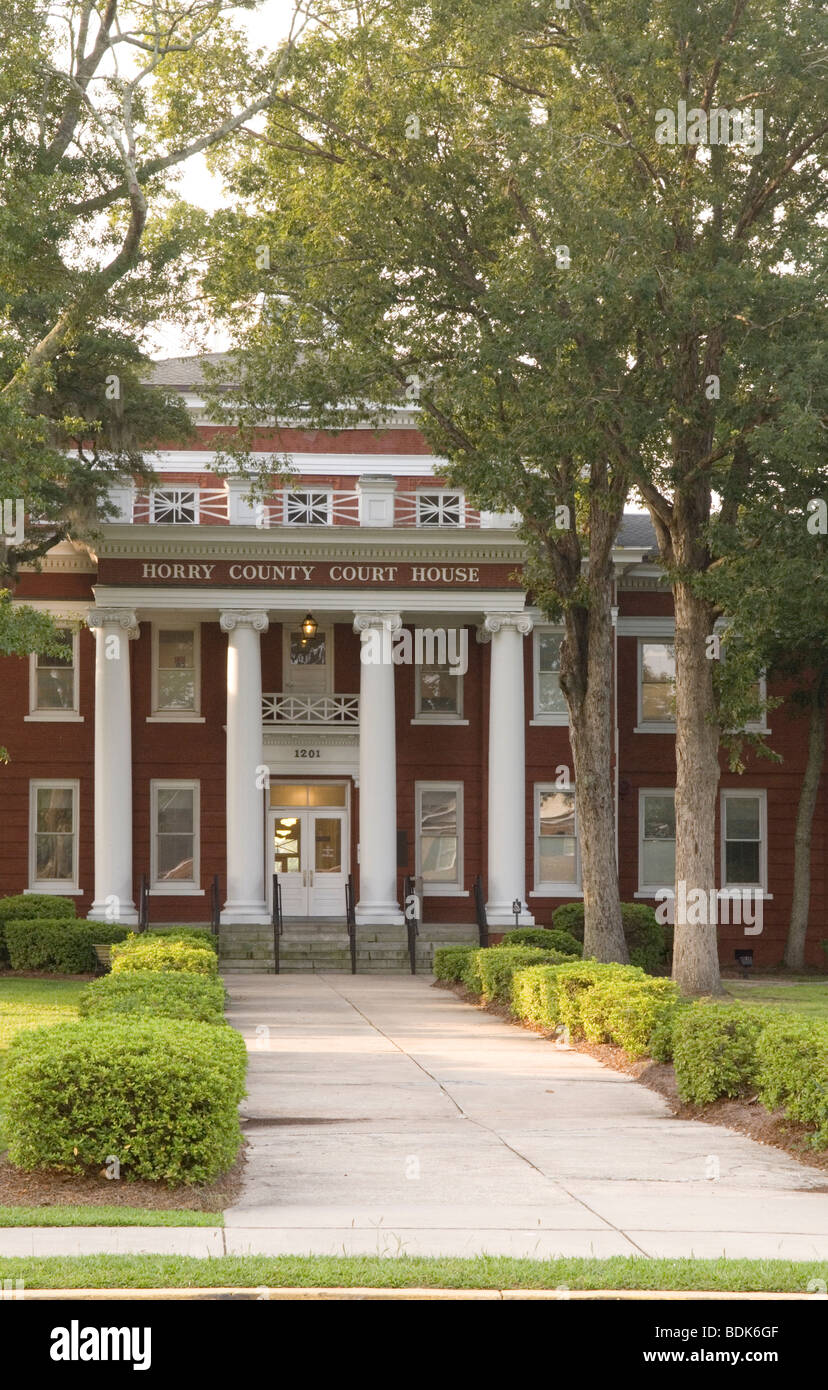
{"left": 96, "top": 524, "right": 527, "bottom": 565}
{"left": 153, "top": 451, "right": 441, "bottom": 476}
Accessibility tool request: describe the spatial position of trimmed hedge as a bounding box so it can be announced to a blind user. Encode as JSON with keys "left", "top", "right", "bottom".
{"left": 4, "top": 920, "right": 132, "bottom": 974}
{"left": 551, "top": 901, "right": 668, "bottom": 973}
{"left": 433, "top": 945, "right": 477, "bottom": 982}
{"left": 110, "top": 936, "right": 218, "bottom": 976}
{"left": 672, "top": 1003, "right": 766, "bottom": 1105}
{"left": 756, "top": 1015, "right": 828, "bottom": 1149}
{"left": 495, "top": 927, "right": 582, "bottom": 957}
{"left": 509, "top": 960, "right": 674, "bottom": 1051}
{"left": 460, "top": 946, "right": 573, "bottom": 1003}
{"left": 1, "top": 1018, "right": 247, "bottom": 1184}
{"left": 78, "top": 971, "right": 226, "bottom": 1025}
{"left": 144, "top": 928, "right": 218, "bottom": 954}
{"left": 577, "top": 975, "right": 680, "bottom": 1057}
{"left": 0, "top": 893, "right": 76, "bottom": 965}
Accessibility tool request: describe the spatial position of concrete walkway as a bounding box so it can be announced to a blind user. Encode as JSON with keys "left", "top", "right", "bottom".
{"left": 3, "top": 973, "right": 826, "bottom": 1262}
{"left": 221, "top": 974, "right": 828, "bottom": 1260}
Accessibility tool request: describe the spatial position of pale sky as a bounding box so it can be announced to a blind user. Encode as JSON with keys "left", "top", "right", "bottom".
{"left": 149, "top": 0, "right": 303, "bottom": 359}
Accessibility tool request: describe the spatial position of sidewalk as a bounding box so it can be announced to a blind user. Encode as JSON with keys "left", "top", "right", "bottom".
{"left": 2, "top": 973, "right": 826, "bottom": 1261}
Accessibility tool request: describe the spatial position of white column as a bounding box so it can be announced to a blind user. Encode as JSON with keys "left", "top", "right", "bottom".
{"left": 353, "top": 611, "right": 404, "bottom": 925}
{"left": 220, "top": 609, "right": 269, "bottom": 925}
{"left": 87, "top": 608, "right": 139, "bottom": 924}
{"left": 480, "top": 612, "right": 534, "bottom": 926}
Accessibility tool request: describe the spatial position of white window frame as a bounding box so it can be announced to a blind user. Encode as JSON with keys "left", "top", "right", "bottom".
{"left": 283, "top": 488, "right": 332, "bottom": 525}
{"left": 413, "top": 659, "right": 465, "bottom": 723}
{"left": 149, "top": 622, "right": 203, "bottom": 721}
{"left": 150, "top": 779, "right": 202, "bottom": 894}
{"left": 151, "top": 487, "right": 200, "bottom": 524}
{"left": 720, "top": 788, "right": 767, "bottom": 893}
{"left": 636, "top": 639, "right": 676, "bottom": 732}
{"left": 531, "top": 782, "right": 581, "bottom": 897}
{"left": 28, "top": 779, "right": 81, "bottom": 894}
{"left": 416, "top": 489, "right": 465, "bottom": 527}
{"left": 637, "top": 788, "right": 676, "bottom": 897}
{"left": 415, "top": 781, "right": 466, "bottom": 895}
{"left": 531, "top": 626, "right": 569, "bottom": 726}
{"left": 26, "top": 626, "right": 82, "bottom": 721}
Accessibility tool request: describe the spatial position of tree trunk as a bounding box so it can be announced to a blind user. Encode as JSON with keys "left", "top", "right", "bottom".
{"left": 559, "top": 510, "right": 627, "bottom": 963}
{"left": 784, "top": 669, "right": 827, "bottom": 970}
{"left": 672, "top": 580, "right": 724, "bottom": 995}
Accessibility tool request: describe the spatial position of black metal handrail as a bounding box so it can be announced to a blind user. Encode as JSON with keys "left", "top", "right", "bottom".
{"left": 272, "top": 872, "right": 283, "bottom": 974}
{"left": 345, "top": 873, "right": 357, "bottom": 974}
{"left": 403, "top": 873, "right": 419, "bottom": 975}
{"left": 210, "top": 874, "right": 220, "bottom": 934}
{"left": 473, "top": 874, "right": 488, "bottom": 948}
{"left": 138, "top": 874, "right": 149, "bottom": 932}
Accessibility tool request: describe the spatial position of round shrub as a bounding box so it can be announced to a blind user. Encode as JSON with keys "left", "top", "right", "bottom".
{"left": 145, "top": 928, "right": 218, "bottom": 954}
{"left": 577, "top": 975, "right": 680, "bottom": 1057}
{"left": 462, "top": 946, "right": 573, "bottom": 1003}
{"left": 673, "top": 1003, "right": 766, "bottom": 1105}
{"left": 4, "top": 920, "right": 131, "bottom": 973}
{"left": 110, "top": 936, "right": 218, "bottom": 976}
{"left": 79, "top": 970, "right": 226, "bottom": 1024}
{"left": 647, "top": 1000, "right": 692, "bottom": 1063}
{"left": 1, "top": 1018, "right": 247, "bottom": 1184}
{"left": 510, "top": 959, "right": 647, "bottom": 1034}
{"left": 0, "top": 894, "right": 76, "bottom": 965}
{"left": 433, "top": 945, "right": 477, "bottom": 982}
{"left": 756, "top": 1015, "right": 828, "bottom": 1149}
{"left": 495, "top": 927, "right": 582, "bottom": 956}
{"left": 551, "top": 901, "right": 668, "bottom": 973}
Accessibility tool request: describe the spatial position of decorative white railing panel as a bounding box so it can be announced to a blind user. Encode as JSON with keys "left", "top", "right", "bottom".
{"left": 262, "top": 693, "right": 360, "bottom": 724}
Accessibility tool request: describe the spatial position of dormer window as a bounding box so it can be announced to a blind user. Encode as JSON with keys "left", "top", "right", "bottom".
{"left": 152, "top": 489, "right": 198, "bottom": 524}
{"left": 417, "top": 491, "right": 463, "bottom": 526}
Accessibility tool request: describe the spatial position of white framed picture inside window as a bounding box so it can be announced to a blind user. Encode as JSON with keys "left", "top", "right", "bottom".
{"left": 532, "top": 628, "right": 568, "bottom": 724}
{"left": 414, "top": 660, "right": 464, "bottom": 721}
{"left": 150, "top": 781, "right": 201, "bottom": 893}
{"left": 28, "top": 780, "right": 80, "bottom": 893}
{"left": 721, "top": 789, "right": 767, "bottom": 891}
{"left": 638, "top": 789, "right": 676, "bottom": 895}
{"left": 637, "top": 640, "right": 676, "bottom": 730}
{"left": 415, "top": 782, "right": 464, "bottom": 893}
{"left": 150, "top": 623, "right": 202, "bottom": 719}
{"left": 533, "top": 784, "right": 580, "bottom": 894}
{"left": 27, "top": 626, "right": 81, "bottom": 720}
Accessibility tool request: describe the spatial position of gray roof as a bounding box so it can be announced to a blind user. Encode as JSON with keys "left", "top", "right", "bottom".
{"left": 148, "top": 353, "right": 233, "bottom": 389}
{"left": 616, "top": 513, "right": 657, "bottom": 552}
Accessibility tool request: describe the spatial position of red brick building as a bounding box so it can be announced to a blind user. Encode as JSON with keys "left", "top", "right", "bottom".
{"left": 1, "top": 356, "right": 824, "bottom": 965}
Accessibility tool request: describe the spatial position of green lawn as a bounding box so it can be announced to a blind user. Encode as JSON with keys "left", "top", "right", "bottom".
{"left": 725, "top": 982, "right": 828, "bottom": 1019}
{"left": 0, "top": 977, "right": 84, "bottom": 1051}
{"left": 0, "top": 1206, "right": 221, "bottom": 1227}
{"left": 0, "top": 1254, "right": 825, "bottom": 1291}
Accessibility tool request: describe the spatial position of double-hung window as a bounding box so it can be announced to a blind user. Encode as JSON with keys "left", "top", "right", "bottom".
{"left": 151, "top": 625, "right": 201, "bottom": 718}
{"left": 532, "top": 629, "right": 567, "bottom": 723}
{"left": 29, "top": 781, "right": 79, "bottom": 892}
{"left": 416, "top": 783, "right": 463, "bottom": 892}
{"left": 721, "top": 790, "right": 766, "bottom": 891}
{"left": 638, "top": 641, "right": 676, "bottom": 729}
{"left": 534, "top": 785, "right": 579, "bottom": 893}
{"left": 151, "top": 781, "right": 200, "bottom": 891}
{"left": 639, "top": 790, "right": 676, "bottom": 894}
{"left": 28, "top": 627, "right": 80, "bottom": 719}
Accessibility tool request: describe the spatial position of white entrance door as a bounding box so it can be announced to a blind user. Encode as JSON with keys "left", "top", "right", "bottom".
{"left": 271, "top": 807, "right": 348, "bottom": 918}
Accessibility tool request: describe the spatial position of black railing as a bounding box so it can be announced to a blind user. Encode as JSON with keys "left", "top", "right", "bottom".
{"left": 473, "top": 874, "right": 488, "bottom": 948}
{"left": 403, "top": 873, "right": 419, "bottom": 975}
{"left": 210, "top": 874, "right": 220, "bottom": 934}
{"left": 345, "top": 873, "right": 357, "bottom": 974}
{"left": 138, "top": 874, "right": 149, "bottom": 932}
{"left": 272, "top": 873, "right": 283, "bottom": 974}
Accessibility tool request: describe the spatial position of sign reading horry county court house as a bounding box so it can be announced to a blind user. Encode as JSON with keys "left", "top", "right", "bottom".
{"left": 97, "top": 558, "right": 524, "bottom": 588}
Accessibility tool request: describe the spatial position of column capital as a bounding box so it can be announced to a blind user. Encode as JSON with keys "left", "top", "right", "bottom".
{"left": 353, "top": 611, "right": 402, "bottom": 636}
{"left": 87, "top": 607, "right": 139, "bottom": 638}
{"left": 482, "top": 611, "right": 534, "bottom": 638}
{"left": 220, "top": 609, "right": 269, "bottom": 634}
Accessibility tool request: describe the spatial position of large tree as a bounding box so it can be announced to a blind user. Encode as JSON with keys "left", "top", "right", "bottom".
{"left": 0, "top": 0, "right": 314, "bottom": 572}
{"left": 198, "top": 0, "right": 825, "bottom": 990}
